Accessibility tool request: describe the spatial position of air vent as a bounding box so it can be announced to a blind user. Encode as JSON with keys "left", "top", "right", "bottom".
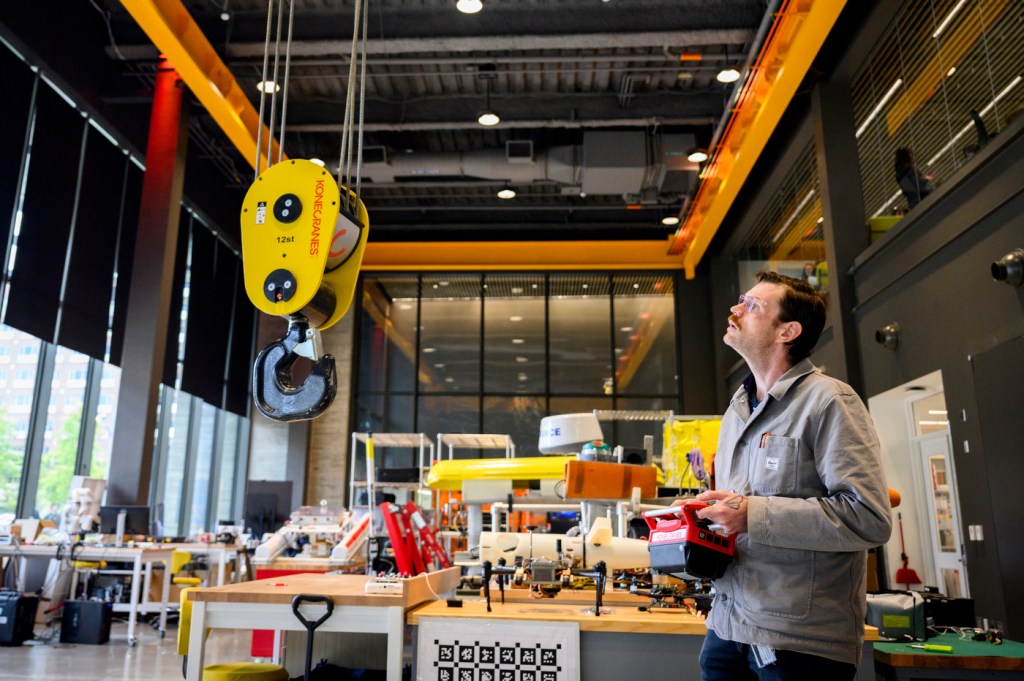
{"left": 362, "top": 146, "right": 389, "bottom": 165}
{"left": 506, "top": 140, "right": 534, "bottom": 164}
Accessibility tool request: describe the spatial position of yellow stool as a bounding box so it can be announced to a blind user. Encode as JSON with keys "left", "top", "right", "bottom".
{"left": 178, "top": 588, "right": 288, "bottom": 681}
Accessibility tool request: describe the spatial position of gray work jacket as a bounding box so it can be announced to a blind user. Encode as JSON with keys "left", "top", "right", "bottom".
{"left": 706, "top": 358, "right": 893, "bottom": 664}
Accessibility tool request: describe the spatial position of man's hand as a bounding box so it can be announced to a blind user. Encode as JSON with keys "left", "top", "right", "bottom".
{"left": 693, "top": 490, "right": 749, "bottom": 536}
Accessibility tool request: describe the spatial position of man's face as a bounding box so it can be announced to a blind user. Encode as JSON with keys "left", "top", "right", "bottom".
{"left": 723, "top": 281, "right": 785, "bottom": 357}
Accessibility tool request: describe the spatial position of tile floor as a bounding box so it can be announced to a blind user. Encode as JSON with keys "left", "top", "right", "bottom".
{"left": 1, "top": 619, "right": 254, "bottom": 681}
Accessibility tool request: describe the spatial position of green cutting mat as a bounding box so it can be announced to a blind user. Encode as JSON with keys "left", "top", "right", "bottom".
{"left": 875, "top": 631, "right": 1024, "bottom": 658}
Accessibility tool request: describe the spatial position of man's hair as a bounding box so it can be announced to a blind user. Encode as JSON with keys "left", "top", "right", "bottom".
{"left": 754, "top": 270, "right": 827, "bottom": 362}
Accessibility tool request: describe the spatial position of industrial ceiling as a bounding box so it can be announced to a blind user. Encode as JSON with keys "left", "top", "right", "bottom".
{"left": 88, "top": 0, "right": 770, "bottom": 246}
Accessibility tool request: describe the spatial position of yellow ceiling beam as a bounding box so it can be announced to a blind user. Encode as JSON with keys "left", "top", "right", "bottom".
{"left": 668, "top": 0, "right": 847, "bottom": 278}
{"left": 119, "top": 0, "right": 280, "bottom": 171}
{"left": 362, "top": 240, "right": 687, "bottom": 271}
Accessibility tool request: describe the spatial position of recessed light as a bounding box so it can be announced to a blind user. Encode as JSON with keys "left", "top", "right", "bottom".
{"left": 515, "top": 356, "right": 529, "bottom": 363}
{"left": 257, "top": 80, "right": 281, "bottom": 93}
{"left": 445, "top": 377, "right": 455, "bottom": 383}
{"left": 497, "top": 188, "right": 516, "bottom": 199}
{"left": 620, "top": 326, "right": 633, "bottom": 332}
{"left": 477, "top": 111, "right": 500, "bottom": 126}
{"left": 661, "top": 216, "right": 680, "bottom": 226}
{"left": 511, "top": 338, "right": 525, "bottom": 344}
{"left": 509, "top": 316, "right": 523, "bottom": 322}
{"left": 423, "top": 347, "right": 436, "bottom": 353}
{"left": 633, "top": 283, "right": 640, "bottom": 289}
{"left": 398, "top": 303, "right": 413, "bottom": 310}
{"left": 518, "top": 373, "right": 528, "bottom": 381}
{"left": 511, "top": 287, "right": 523, "bottom": 294}
{"left": 456, "top": 0, "right": 482, "bottom": 13}
{"left": 582, "top": 284, "right": 589, "bottom": 289}
{"left": 717, "top": 68, "right": 741, "bottom": 83}
{"left": 434, "top": 363, "right": 445, "bottom": 368}
{"left": 439, "top": 281, "right": 449, "bottom": 286}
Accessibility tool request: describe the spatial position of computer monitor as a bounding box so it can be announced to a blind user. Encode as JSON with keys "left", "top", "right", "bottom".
{"left": 98, "top": 505, "right": 152, "bottom": 536}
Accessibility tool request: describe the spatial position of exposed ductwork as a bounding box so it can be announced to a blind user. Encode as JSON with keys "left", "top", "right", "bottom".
{"left": 358, "top": 131, "right": 698, "bottom": 203}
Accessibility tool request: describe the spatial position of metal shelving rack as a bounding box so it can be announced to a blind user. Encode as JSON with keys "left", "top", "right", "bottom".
{"left": 349, "top": 432, "right": 435, "bottom": 535}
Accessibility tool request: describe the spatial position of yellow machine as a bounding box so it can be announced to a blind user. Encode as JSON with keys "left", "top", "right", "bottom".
{"left": 240, "top": 159, "right": 369, "bottom": 421}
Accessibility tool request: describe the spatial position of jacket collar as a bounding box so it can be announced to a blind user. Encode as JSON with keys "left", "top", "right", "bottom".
{"left": 731, "top": 357, "right": 819, "bottom": 411}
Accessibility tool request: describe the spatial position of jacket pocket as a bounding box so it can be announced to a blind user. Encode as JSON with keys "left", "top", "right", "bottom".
{"left": 751, "top": 435, "right": 799, "bottom": 495}
{"left": 738, "top": 541, "right": 814, "bottom": 619}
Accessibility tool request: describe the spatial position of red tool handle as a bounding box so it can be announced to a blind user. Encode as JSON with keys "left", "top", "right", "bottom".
{"left": 642, "top": 501, "right": 708, "bottom": 532}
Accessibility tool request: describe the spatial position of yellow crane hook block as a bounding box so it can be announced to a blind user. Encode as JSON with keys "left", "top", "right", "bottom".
{"left": 240, "top": 159, "right": 370, "bottom": 421}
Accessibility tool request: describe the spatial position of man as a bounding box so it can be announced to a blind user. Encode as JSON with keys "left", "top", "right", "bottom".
{"left": 694, "top": 271, "right": 892, "bottom": 680}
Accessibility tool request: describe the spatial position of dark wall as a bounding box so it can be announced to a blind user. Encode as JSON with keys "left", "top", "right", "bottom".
{"left": 852, "top": 119, "right": 1024, "bottom": 635}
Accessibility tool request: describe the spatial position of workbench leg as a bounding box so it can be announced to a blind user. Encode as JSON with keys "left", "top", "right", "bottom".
{"left": 159, "top": 557, "right": 171, "bottom": 635}
{"left": 186, "top": 601, "right": 208, "bottom": 681}
{"left": 127, "top": 557, "right": 142, "bottom": 645}
{"left": 386, "top": 606, "right": 404, "bottom": 681}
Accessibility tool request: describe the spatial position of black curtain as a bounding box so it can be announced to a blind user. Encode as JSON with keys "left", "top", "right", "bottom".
{"left": 0, "top": 48, "right": 35, "bottom": 270}
{"left": 107, "top": 160, "right": 143, "bottom": 367}
{"left": 5, "top": 81, "right": 87, "bottom": 341}
{"left": 225, "top": 263, "right": 256, "bottom": 416}
{"left": 56, "top": 127, "right": 132, "bottom": 360}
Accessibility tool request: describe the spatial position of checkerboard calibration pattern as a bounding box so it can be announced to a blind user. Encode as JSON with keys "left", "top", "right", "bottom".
{"left": 433, "top": 639, "right": 563, "bottom": 681}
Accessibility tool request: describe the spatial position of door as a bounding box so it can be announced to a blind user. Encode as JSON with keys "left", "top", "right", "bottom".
{"left": 914, "top": 431, "right": 969, "bottom": 597}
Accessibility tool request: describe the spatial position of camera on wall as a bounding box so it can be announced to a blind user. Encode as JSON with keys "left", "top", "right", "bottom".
{"left": 991, "top": 248, "right": 1024, "bottom": 287}
{"left": 875, "top": 322, "right": 900, "bottom": 351}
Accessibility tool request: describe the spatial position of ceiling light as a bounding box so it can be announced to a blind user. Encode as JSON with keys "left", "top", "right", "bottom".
{"left": 256, "top": 80, "right": 280, "bottom": 93}
{"left": 518, "top": 373, "right": 529, "bottom": 381}
{"left": 476, "top": 71, "right": 500, "bottom": 126}
{"left": 398, "top": 303, "right": 413, "bottom": 310}
{"left": 511, "top": 287, "right": 523, "bottom": 294}
{"left": 220, "top": 10, "right": 231, "bottom": 21}
{"left": 716, "top": 68, "right": 741, "bottom": 84}
{"left": 621, "top": 326, "right": 633, "bottom": 332}
{"left": 456, "top": 0, "right": 483, "bottom": 13}
{"left": 477, "top": 111, "right": 500, "bottom": 126}
{"left": 515, "top": 356, "right": 529, "bottom": 363}
{"left": 434, "top": 363, "right": 445, "bottom": 368}
{"left": 509, "top": 316, "right": 523, "bottom": 322}
{"left": 662, "top": 216, "right": 680, "bottom": 226}
{"left": 423, "top": 347, "right": 436, "bottom": 353}
{"left": 855, "top": 78, "right": 903, "bottom": 139}
{"left": 445, "top": 377, "right": 455, "bottom": 383}
{"left": 687, "top": 149, "right": 709, "bottom": 163}
{"left": 512, "top": 338, "right": 525, "bottom": 344}
{"left": 309, "top": 158, "right": 325, "bottom": 167}
{"left": 497, "top": 188, "right": 516, "bottom": 199}
{"left": 932, "top": 0, "right": 969, "bottom": 39}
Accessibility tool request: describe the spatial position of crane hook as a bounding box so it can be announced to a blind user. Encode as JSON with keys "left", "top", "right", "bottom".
{"left": 252, "top": 315, "right": 337, "bottom": 421}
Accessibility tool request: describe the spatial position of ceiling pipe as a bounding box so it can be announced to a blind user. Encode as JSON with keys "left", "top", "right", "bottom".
{"left": 287, "top": 116, "right": 716, "bottom": 133}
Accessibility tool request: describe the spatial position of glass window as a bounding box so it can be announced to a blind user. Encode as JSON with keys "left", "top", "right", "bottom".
{"left": 89, "top": 363, "right": 120, "bottom": 481}
{"left": 484, "top": 275, "right": 546, "bottom": 394}
{"left": 418, "top": 396, "right": 479, "bottom": 452}
{"left": 420, "top": 275, "right": 481, "bottom": 394}
{"left": 35, "top": 347, "right": 91, "bottom": 522}
{"left": 358, "top": 276, "right": 419, "bottom": 393}
{"left": 355, "top": 393, "right": 414, "bottom": 434}
{"left": 189, "top": 402, "right": 217, "bottom": 535}
{"left": 483, "top": 396, "right": 546, "bottom": 457}
{"left": 549, "top": 275, "right": 612, "bottom": 395}
{"left": 215, "top": 411, "right": 240, "bottom": 523}
{"left": 157, "top": 389, "right": 192, "bottom": 536}
{"left": 0, "top": 332, "right": 38, "bottom": 518}
{"left": 613, "top": 275, "right": 678, "bottom": 395}
{"left": 853, "top": 0, "right": 1024, "bottom": 219}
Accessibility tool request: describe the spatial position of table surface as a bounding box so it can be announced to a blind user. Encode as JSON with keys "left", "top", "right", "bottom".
{"left": 409, "top": 597, "right": 881, "bottom": 639}
{"left": 874, "top": 632, "right": 1024, "bottom": 670}
{"left": 188, "top": 568, "right": 461, "bottom": 608}
{"left": 409, "top": 597, "right": 711, "bottom": 634}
